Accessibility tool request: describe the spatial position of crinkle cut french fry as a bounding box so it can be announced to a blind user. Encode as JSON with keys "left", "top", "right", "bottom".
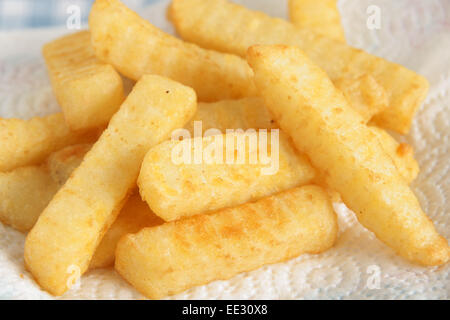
{"left": 47, "top": 144, "right": 92, "bottom": 186}
{"left": 0, "top": 144, "right": 90, "bottom": 233}
{"left": 312, "top": 125, "right": 421, "bottom": 201}
{"left": 185, "top": 98, "right": 277, "bottom": 134}
{"left": 43, "top": 31, "right": 125, "bottom": 130}
{"left": 138, "top": 132, "right": 316, "bottom": 221}
{"left": 247, "top": 45, "right": 449, "bottom": 266}
{"left": 0, "top": 113, "right": 98, "bottom": 172}
{"left": 369, "top": 126, "right": 419, "bottom": 184}
{"left": 288, "top": 0, "right": 345, "bottom": 42}
{"left": 116, "top": 185, "right": 338, "bottom": 299}
{"left": 0, "top": 142, "right": 159, "bottom": 269}
{"left": 90, "top": 194, "right": 163, "bottom": 269}
{"left": 188, "top": 98, "right": 417, "bottom": 184}
{"left": 0, "top": 144, "right": 91, "bottom": 233}
{"left": 0, "top": 166, "right": 58, "bottom": 232}
{"left": 25, "top": 75, "right": 197, "bottom": 295}
{"left": 89, "top": 0, "right": 257, "bottom": 102}
{"left": 334, "top": 74, "right": 389, "bottom": 123}
{"left": 47, "top": 145, "right": 162, "bottom": 269}
{"left": 170, "top": 0, "right": 429, "bottom": 134}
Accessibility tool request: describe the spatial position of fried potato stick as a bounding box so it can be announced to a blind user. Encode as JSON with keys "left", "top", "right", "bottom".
{"left": 0, "top": 143, "right": 160, "bottom": 269}
{"left": 190, "top": 99, "right": 414, "bottom": 205}
{"left": 369, "top": 126, "right": 419, "bottom": 183}
{"left": 0, "top": 166, "right": 58, "bottom": 232}
{"left": 116, "top": 185, "right": 338, "bottom": 299}
{"left": 43, "top": 31, "right": 125, "bottom": 130}
{"left": 90, "top": 194, "right": 163, "bottom": 269}
{"left": 334, "top": 75, "right": 388, "bottom": 123}
{"left": 248, "top": 45, "right": 449, "bottom": 266}
{"left": 89, "top": 0, "right": 256, "bottom": 102}
{"left": 25, "top": 75, "right": 196, "bottom": 295}
{"left": 288, "top": 0, "right": 345, "bottom": 42}
{"left": 188, "top": 98, "right": 417, "bottom": 184}
{"left": 0, "top": 144, "right": 90, "bottom": 233}
{"left": 138, "top": 132, "right": 316, "bottom": 221}
{"left": 170, "top": 0, "right": 429, "bottom": 134}
{"left": 47, "top": 144, "right": 92, "bottom": 185}
{"left": 47, "top": 145, "right": 163, "bottom": 268}
{"left": 0, "top": 113, "right": 98, "bottom": 172}
{"left": 185, "top": 98, "right": 277, "bottom": 134}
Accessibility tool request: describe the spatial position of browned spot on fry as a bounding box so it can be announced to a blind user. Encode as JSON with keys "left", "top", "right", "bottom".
{"left": 396, "top": 143, "right": 412, "bottom": 157}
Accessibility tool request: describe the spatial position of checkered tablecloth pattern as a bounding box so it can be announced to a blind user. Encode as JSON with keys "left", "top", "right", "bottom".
{"left": 0, "top": 0, "right": 157, "bottom": 29}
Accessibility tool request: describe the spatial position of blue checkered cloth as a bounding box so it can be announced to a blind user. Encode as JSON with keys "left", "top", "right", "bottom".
{"left": 0, "top": 0, "right": 158, "bottom": 30}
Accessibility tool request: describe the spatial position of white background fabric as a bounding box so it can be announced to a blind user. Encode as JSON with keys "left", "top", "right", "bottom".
{"left": 0, "top": 0, "right": 448, "bottom": 299}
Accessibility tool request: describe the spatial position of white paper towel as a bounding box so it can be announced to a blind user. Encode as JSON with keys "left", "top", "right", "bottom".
{"left": 0, "top": 0, "right": 449, "bottom": 299}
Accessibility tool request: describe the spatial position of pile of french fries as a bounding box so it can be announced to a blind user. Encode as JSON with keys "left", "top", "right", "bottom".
{"left": 0, "top": 0, "right": 448, "bottom": 299}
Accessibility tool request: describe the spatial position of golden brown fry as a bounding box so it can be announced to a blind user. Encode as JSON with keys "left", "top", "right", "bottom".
{"left": 25, "top": 75, "right": 197, "bottom": 295}
{"left": 334, "top": 74, "right": 389, "bottom": 123}
{"left": 188, "top": 98, "right": 416, "bottom": 183}
{"left": 89, "top": 0, "right": 256, "bottom": 102}
{"left": 47, "top": 144, "right": 162, "bottom": 269}
{"left": 90, "top": 196, "right": 162, "bottom": 269}
{"left": 43, "top": 31, "right": 125, "bottom": 130}
{"left": 170, "top": 0, "right": 429, "bottom": 134}
{"left": 0, "top": 144, "right": 91, "bottom": 233}
{"left": 185, "top": 98, "right": 277, "bottom": 134}
{"left": 313, "top": 127, "right": 420, "bottom": 203}
{"left": 0, "top": 166, "right": 58, "bottom": 232}
{"left": 369, "top": 126, "right": 419, "bottom": 184}
{"left": 47, "top": 144, "right": 92, "bottom": 186}
{"left": 116, "top": 185, "right": 338, "bottom": 299}
{"left": 288, "top": 0, "right": 345, "bottom": 42}
{"left": 166, "top": 1, "right": 174, "bottom": 22}
{"left": 90, "top": 194, "right": 163, "bottom": 269}
{"left": 0, "top": 113, "right": 98, "bottom": 172}
{"left": 138, "top": 132, "right": 316, "bottom": 221}
{"left": 248, "top": 44, "right": 449, "bottom": 266}
{"left": 0, "top": 142, "right": 159, "bottom": 269}
{"left": 48, "top": 145, "right": 162, "bottom": 269}
{"left": 187, "top": 99, "right": 338, "bottom": 204}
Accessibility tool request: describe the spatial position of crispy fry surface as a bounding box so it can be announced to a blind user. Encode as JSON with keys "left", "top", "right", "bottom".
{"left": 0, "top": 113, "right": 97, "bottom": 172}
{"left": 24, "top": 75, "right": 197, "bottom": 295}
{"left": 90, "top": 194, "right": 163, "bottom": 269}
{"left": 89, "top": 0, "right": 256, "bottom": 102}
{"left": 0, "top": 144, "right": 91, "bottom": 233}
{"left": 138, "top": 132, "right": 316, "bottom": 221}
{"left": 47, "top": 144, "right": 92, "bottom": 186}
{"left": 170, "top": 0, "right": 429, "bottom": 133}
{"left": 369, "top": 126, "right": 419, "bottom": 183}
{"left": 288, "top": 0, "right": 345, "bottom": 41}
{"left": 0, "top": 166, "right": 58, "bottom": 232}
{"left": 185, "top": 98, "right": 277, "bottom": 133}
{"left": 188, "top": 98, "right": 417, "bottom": 183}
{"left": 247, "top": 45, "right": 449, "bottom": 266}
{"left": 48, "top": 145, "right": 162, "bottom": 269}
{"left": 334, "top": 75, "right": 388, "bottom": 123}
{"left": 0, "top": 143, "right": 159, "bottom": 269}
{"left": 116, "top": 185, "right": 338, "bottom": 299}
{"left": 43, "top": 31, "right": 124, "bottom": 130}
